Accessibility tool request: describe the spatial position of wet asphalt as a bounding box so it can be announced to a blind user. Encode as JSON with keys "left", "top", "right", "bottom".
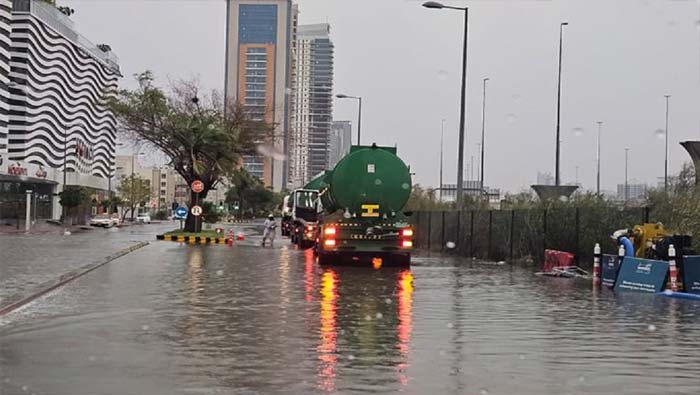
{"left": 1, "top": 227, "right": 700, "bottom": 395}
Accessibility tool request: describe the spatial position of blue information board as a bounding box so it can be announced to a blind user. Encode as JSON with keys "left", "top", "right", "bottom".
{"left": 614, "top": 257, "right": 669, "bottom": 294}
{"left": 601, "top": 254, "right": 620, "bottom": 288}
{"left": 175, "top": 206, "right": 188, "bottom": 219}
{"left": 682, "top": 255, "right": 700, "bottom": 294}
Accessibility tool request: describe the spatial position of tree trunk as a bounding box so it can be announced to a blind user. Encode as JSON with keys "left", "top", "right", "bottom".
{"left": 184, "top": 188, "right": 209, "bottom": 232}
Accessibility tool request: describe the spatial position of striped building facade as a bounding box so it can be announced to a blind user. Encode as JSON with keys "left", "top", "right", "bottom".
{"left": 0, "top": 0, "right": 11, "bottom": 158}
{"left": 8, "top": 0, "right": 119, "bottom": 179}
{"left": 0, "top": 0, "right": 120, "bottom": 222}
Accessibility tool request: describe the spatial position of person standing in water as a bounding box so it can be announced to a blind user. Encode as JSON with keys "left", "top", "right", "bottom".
{"left": 262, "top": 214, "right": 277, "bottom": 246}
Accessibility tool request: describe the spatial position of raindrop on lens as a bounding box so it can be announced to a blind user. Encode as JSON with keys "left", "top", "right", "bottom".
{"left": 572, "top": 127, "right": 584, "bottom": 137}
{"left": 446, "top": 322, "right": 454, "bottom": 329}
{"left": 648, "top": 324, "right": 656, "bottom": 331}
{"left": 375, "top": 179, "right": 382, "bottom": 185}
{"left": 365, "top": 315, "right": 372, "bottom": 321}
{"left": 141, "top": 325, "right": 150, "bottom": 331}
{"left": 402, "top": 183, "right": 410, "bottom": 190}
{"left": 479, "top": 389, "right": 489, "bottom": 395}
{"left": 505, "top": 113, "right": 518, "bottom": 124}
{"left": 21, "top": 386, "right": 28, "bottom": 392}
{"left": 385, "top": 298, "right": 392, "bottom": 304}
{"left": 446, "top": 241, "right": 456, "bottom": 249}
{"left": 512, "top": 94, "right": 523, "bottom": 103}
{"left": 348, "top": 354, "right": 356, "bottom": 360}
{"left": 437, "top": 69, "right": 448, "bottom": 81}
{"left": 216, "top": 270, "right": 224, "bottom": 276}
{"left": 88, "top": 356, "right": 96, "bottom": 362}
{"left": 376, "top": 312, "right": 383, "bottom": 319}
{"left": 654, "top": 129, "right": 665, "bottom": 139}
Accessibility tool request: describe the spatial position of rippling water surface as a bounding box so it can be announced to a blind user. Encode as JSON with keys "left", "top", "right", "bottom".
{"left": 1, "top": 242, "right": 700, "bottom": 395}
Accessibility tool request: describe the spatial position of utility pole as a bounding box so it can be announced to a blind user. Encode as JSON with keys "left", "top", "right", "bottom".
{"left": 439, "top": 119, "right": 445, "bottom": 201}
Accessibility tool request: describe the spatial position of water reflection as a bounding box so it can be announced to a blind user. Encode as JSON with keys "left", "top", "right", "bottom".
{"left": 318, "top": 269, "right": 338, "bottom": 392}
{"left": 315, "top": 267, "right": 415, "bottom": 393}
{"left": 397, "top": 270, "right": 414, "bottom": 386}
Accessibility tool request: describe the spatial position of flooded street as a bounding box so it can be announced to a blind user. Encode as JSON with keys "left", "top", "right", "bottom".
{"left": 1, "top": 241, "right": 699, "bottom": 395}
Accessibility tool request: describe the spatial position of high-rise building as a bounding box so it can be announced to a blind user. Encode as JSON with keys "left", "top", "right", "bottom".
{"left": 0, "top": 0, "right": 120, "bottom": 223}
{"left": 617, "top": 182, "right": 648, "bottom": 201}
{"left": 288, "top": 23, "right": 334, "bottom": 188}
{"left": 224, "top": 0, "right": 296, "bottom": 191}
{"left": 328, "top": 120, "right": 351, "bottom": 168}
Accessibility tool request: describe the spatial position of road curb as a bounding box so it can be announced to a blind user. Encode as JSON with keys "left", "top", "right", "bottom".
{"left": 0, "top": 241, "right": 150, "bottom": 317}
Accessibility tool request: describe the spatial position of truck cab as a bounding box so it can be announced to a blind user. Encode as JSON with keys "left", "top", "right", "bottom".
{"left": 281, "top": 195, "right": 292, "bottom": 236}
{"left": 290, "top": 188, "right": 320, "bottom": 249}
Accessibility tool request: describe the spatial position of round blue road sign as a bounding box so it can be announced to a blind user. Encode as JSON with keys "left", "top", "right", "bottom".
{"left": 175, "top": 206, "right": 188, "bottom": 218}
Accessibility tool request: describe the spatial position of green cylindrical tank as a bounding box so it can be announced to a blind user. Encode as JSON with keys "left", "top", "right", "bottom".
{"left": 321, "top": 145, "right": 412, "bottom": 216}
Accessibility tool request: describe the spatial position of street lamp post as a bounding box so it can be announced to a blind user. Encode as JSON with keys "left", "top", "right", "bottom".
{"left": 624, "top": 147, "right": 630, "bottom": 202}
{"left": 336, "top": 94, "right": 362, "bottom": 145}
{"left": 480, "top": 77, "right": 489, "bottom": 194}
{"left": 596, "top": 121, "right": 602, "bottom": 195}
{"left": 439, "top": 119, "right": 445, "bottom": 201}
{"left": 423, "top": 1, "right": 469, "bottom": 206}
{"left": 664, "top": 94, "right": 670, "bottom": 192}
{"left": 555, "top": 22, "right": 569, "bottom": 186}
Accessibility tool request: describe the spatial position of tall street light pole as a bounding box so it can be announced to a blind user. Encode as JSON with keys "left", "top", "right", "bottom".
{"left": 336, "top": 94, "right": 362, "bottom": 145}
{"left": 624, "top": 147, "right": 630, "bottom": 202}
{"left": 555, "top": 22, "right": 569, "bottom": 186}
{"left": 439, "top": 119, "right": 446, "bottom": 201}
{"left": 423, "top": 1, "right": 469, "bottom": 206}
{"left": 480, "top": 77, "right": 489, "bottom": 194}
{"left": 596, "top": 121, "right": 602, "bottom": 195}
{"left": 664, "top": 94, "right": 670, "bottom": 193}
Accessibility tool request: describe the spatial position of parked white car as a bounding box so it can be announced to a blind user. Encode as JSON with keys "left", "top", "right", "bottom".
{"left": 136, "top": 214, "right": 151, "bottom": 224}
{"left": 90, "top": 214, "right": 119, "bottom": 228}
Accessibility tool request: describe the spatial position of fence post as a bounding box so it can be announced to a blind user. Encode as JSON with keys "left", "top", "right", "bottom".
{"left": 427, "top": 211, "right": 432, "bottom": 251}
{"left": 668, "top": 244, "right": 678, "bottom": 292}
{"left": 643, "top": 206, "right": 650, "bottom": 223}
{"left": 487, "top": 210, "right": 493, "bottom": 260}
{"left": 469, "top": 210, "right": 475, "bottom": 258}
{"left": 542, "top": 208, "right": 547, "bottom": 254}
{"left": 575, "top": 207, "right": 580, "bottom": 264}
{"left": 509, "top": 210, "right": 515, "bottom": 260}
{"left": 441, "top": 211, "right": 446, "bottom": 251}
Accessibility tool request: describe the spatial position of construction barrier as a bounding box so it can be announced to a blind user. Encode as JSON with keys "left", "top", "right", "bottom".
{"left": 156, "top": 234, "right": 227, "bottom": 244}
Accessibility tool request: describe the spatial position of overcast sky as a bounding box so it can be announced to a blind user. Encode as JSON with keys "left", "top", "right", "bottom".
{"left": 64, "top": 0, "right": 700, "bottom": 194}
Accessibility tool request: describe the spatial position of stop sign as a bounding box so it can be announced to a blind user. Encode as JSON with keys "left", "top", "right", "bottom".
{"left": 191, "top": 180, "right": 204, "bottom": 193}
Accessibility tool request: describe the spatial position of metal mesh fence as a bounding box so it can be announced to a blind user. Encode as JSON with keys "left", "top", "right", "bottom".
{"left": 412, "top": 206, "right": 658, "bottom": 264}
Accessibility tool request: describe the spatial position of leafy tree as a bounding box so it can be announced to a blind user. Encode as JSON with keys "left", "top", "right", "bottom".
{"left": 59, "top": 186, "right": 91, "bottom": 225}
{"left": 116, "top": 174, "right": 151, "bottom": 220}
{"left": 109, "top": 71, "right": 269, "bottom": 231}
{"left": 226, "top": 168, "right": 282, "bottom": 218}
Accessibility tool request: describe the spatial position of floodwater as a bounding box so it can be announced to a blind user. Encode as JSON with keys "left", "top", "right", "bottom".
{"left": 1, "top": 241, "right": 699, "bottom": 395}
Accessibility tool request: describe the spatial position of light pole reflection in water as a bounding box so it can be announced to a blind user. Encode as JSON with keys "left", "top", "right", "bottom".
{"left": 396, "top": 270, "right": 414, "bottom": 386}
{"left": 318, "top": 269, "right": 338, "bottom": 392}
{"left": 185, "top": 247, "right": 205, "bottom": 337}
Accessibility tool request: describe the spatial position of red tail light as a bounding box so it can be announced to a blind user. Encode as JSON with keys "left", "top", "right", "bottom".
{"left": 402, "top": 240, "right": 413, "bottom": 248}
{"left": 324, "top": 239, "right": 336, "bottom": 247}
{"left": 324, "top": 226, "right": 336, "bottom": 236}
{"left": 306, "top": 225, "right": 315, "bottom": 231}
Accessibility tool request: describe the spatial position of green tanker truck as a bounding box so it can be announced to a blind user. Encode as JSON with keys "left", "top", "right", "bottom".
{"left": 315, "top": 144, "right": 414, "bottom": 266}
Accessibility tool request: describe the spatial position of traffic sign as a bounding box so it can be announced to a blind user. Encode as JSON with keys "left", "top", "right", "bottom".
{"left": 175, "top": 206, "right": 188, "bottom": 219}
{"left": 191, "top": 180, "right": 204, "bottom": 193}
{"left": 191, "top": 205, "right": 203, "bottom": 216}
